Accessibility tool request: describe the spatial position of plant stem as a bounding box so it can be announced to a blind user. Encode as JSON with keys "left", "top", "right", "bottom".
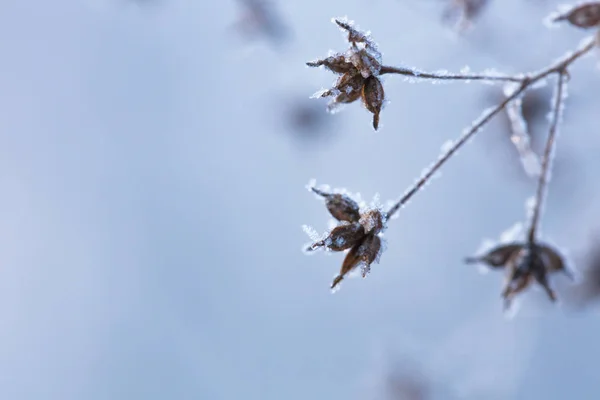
{"left": 527, "top": 71, "right": 568, "bottom": 244}
{"left": 379, "top": 65, "right": 523, "bottom": 83}
{"left": 386, "top": 37, "right": 596, "bottom": 220}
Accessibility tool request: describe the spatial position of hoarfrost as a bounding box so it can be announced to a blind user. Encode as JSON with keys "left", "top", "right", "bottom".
{"left": 499, "top": 222, "right": 524, "bottom": 243}
{"left": 305, "top": 178, "right": 317, "bottom": 193}
{"left": 524, "top": 196, "right": 536, "bottom": 220}
{"left": 440, "top": 139, "right": 455, "bottom": 153}
{"left": 302, "top": 224, "right": 322, "bottom": 242}
{"left": 505, "top": 95, "right": 542, "bottom": 178}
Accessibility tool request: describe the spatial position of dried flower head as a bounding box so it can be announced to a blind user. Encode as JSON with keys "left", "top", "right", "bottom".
{"left": 466, "top": 241, "right": 572, "bottom": 308}
{"left": 306, "top": 185, "right": 386, "bottom": 289}
{"left": 307, "top": 18, "right": 386, "bottom": 130}
{"left": 553, "top": 2, "right": 600, "bottom": 29}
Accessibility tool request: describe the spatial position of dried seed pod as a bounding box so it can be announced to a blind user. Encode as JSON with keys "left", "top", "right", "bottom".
{"left": 538, "top": 244, "right": 571, "bottom": 278}
{"left": 311, "top": 187, "right": 361, "bottom": 222}
{"left": 308, "top": 222, "right": 365, "bottom": 252}
{"left": 349, "top": 48, "right": 382, "bottom": 79}
{"left": 553, "top": 2, "right": 600, "bottom": 29}
{"left": 331, "top": 240, "right": 363, "bottom": 289}
{"left": 334, "top": 18, "right": 370, "bottom": 45}
{"left": 333, "top": 72, "right": 364, "bottom": 104}
{"left": 361, "top": 76, "right": 385, "bottom": 130}
{"left": 359, "top": 208, "right": 385, "bottom": 235}
{"left": 306, "top": 55, "right": 354, "bottom": 74}
{"left": 532, "top": 265, "right": 557, "bottom": 302}
{"left": 357, "top": 233, "right": 382, "bottom": 277}
{"left": 502, "top": 270, "right": 533, "bottom": 309}
{"left": 464, "top": 243, "right": 522, "bottom": 268}
{"left": 331, "top": 233, "right": 382, "bottom": 288}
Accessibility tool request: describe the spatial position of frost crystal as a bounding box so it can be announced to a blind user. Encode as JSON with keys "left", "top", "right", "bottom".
{"left": 440, "top": 139, "right": 455, "bottom": 153}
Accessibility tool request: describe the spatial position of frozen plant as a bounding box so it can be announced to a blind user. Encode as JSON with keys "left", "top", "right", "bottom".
{"left": 303, "top": 4, "right": 600, "bottom": 307}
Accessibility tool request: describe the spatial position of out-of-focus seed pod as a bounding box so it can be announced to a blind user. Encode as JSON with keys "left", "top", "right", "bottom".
{"left": 464, "top": 243, "right": 522, "bottom": 268}
{"left": 538, "top": 244, "right": 571, "bottom": 278}
{"left": 308, "top": 222, "right": 365, "bottom": 252}
{"left": 553, "top": 2, "right": 600, "bottom": 29}
{"left": 361, "top": 76, "right": 385, "bottom": 130}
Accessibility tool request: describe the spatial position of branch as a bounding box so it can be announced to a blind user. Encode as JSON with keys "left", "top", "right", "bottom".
{"left": 527, "top": 71, "right": 568, "bottom": 244}
{"left": 379, "top": 65, "right": 523, "bottom": 83}
{"left": 386, "top": 37, "right": 596, "bottom": 220}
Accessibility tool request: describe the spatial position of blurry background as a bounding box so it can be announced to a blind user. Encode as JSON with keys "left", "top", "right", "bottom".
{"left": 0, "top": 0, "right": 599, "bottom": 399}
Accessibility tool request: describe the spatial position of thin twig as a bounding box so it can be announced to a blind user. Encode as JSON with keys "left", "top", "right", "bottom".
{"left": 527, "top": 71, "right": 568, "bottom": 244}
{"left": 380, "top": 65, "right": 523, "bottom": 83}
{"left": 386, "top": 37, "right": 596, "bottom": 220}
{"left": 385, "top": 78, "right": 530, "bottom": 219}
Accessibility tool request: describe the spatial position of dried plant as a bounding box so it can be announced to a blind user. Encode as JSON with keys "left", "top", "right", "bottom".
{"left": 303, "top": 7, "right": 600, "bottom": 309}
{"left": 305, "top": 187, "right": 385, "bottom": 289}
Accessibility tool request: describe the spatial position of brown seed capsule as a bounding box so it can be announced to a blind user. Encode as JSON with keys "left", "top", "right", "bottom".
{"left": 464, "top": 243, "right": 522, "bottom": 268}
{"left": 306, "top": 55, "right": 355, "bottom": 74}
{"left": 331, "top": 241, "right": 363, "bottom": 289}
{"left": 334, "top": 18, "right": 369, "bottom": 44}
{"left": 356, "top": 233, "right": 382, "bottom": 277}
{"left": 311, "top": 187, "right": 361, "bottom": 222}
{"left": 359, "top": 209, "right": 385, "bottom": 235}
{"left": 308, "top": 222, "right": 365, "bottom": 252}
{"left": 349, "top": 48, "right": 382, "bottom": 79}
{"left": 538, "top": 244, "right": 571, "bottom": 278}
{"left": 502, "top": 270, "right": 533, "bottom": 309}
{"left": 333, "top": 72, "right": 364, "bottom": 104}
{"left": 330, "top": 233, "right": 382, "bottom": 288}
{"left": 361, "top": 76, "right": 385, "bottom": 130}
{"left": 553, "top": 2, "right": 600, "bottom": 29}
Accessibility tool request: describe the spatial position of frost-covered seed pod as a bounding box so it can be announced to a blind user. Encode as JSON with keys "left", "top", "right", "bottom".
{"left": 306, "top": 55, "right": 355, "bottom": 74}
{"left": 359, "top": 208, "right": 385, "bottom": 235}
{"left": 361, "top": 76, "right": 385, "bottom": 130}
{"left": 317, "top": 222, "right": 365, "bottom": 252}
{"left": 356, "top": 233, "right": 382, "bottom": 277}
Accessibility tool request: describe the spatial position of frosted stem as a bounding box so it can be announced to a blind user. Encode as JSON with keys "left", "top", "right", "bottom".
{"left": 527, "top": 71, "right": 568, "bottom": 244}
{"left": 379, "top": 65, "right": 523, "bottom": 83}
{"left": 386, "top": 37, "right": 596, "bottom": 221}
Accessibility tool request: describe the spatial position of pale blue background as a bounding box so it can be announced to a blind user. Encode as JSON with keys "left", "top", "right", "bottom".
{"left": 0, "top": 0, "right": 599, "bottom": 399}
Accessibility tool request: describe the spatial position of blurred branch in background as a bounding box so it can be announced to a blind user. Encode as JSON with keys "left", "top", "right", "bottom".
{"left": 384, "top": 363, "right": 431, "bottom": 400}
{"left": 565, "top": 233, "right": 600, "bottom": 309}
{"left": 272, "top": 93, "right": 338, "bottom": 150}
{"left": 230, "top": 0, "right": 292, "bottom": 48}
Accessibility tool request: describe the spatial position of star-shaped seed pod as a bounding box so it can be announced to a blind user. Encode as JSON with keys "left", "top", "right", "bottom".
{"left": 306, "top": 186, "right": 386, "bottom": 289}
{"left": 465, "top": 241, "right": 573, "bottom": 308}
{"left": 306, "top": 18, "right": 385, "bottom": 130}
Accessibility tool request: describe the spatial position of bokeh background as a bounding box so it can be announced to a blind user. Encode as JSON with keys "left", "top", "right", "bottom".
{"left": 1, "top": 0, "right": 599, "bottom": 399}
